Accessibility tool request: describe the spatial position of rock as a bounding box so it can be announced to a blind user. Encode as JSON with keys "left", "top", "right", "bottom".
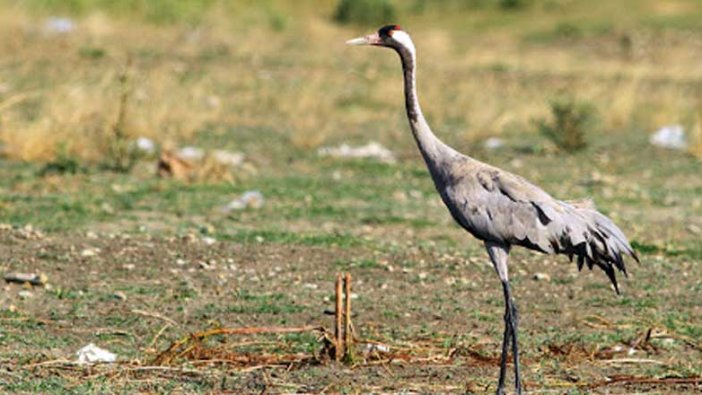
{"left": 201, "top": 236, "right": 217, "bottom": 246}
{"left": 650, "top": 125, "right": 687, "bottom": 150}
{"left": 112, "top": 291, "right": 127, "bottom": 301}
{"left": 80, "top": 248, "right": 100, "bottom": 257}
{"left": 44, "top": 17, "right": 74, "bottom": 34}
{"left": 18, "top": 290, "right": 34, "bottom": 299}
{"left": 533, "top": 272, "right": 551, "bottom": 282}
{"left": 317, "top": 141, "right": 396, "bottom": 163}
{"left": 221, "top": 191, "right": 265, "bottom": 212}
{"left": 4, "top": 272, "right": 48, "bottom": 286}
{"left": 483, "top": 137, "right": 504, "bottom": 150}
{"left": 134, "top": 137, "right": 156, "bottom": 154}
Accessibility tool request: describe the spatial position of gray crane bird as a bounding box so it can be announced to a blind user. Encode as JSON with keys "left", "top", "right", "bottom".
{"left": 347, "top": 25, "right": 638, "bottom": 395}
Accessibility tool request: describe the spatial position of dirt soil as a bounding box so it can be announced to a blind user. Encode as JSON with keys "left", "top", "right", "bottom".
{"left": 1, "top": 226, "right": 700, "bottom": 394}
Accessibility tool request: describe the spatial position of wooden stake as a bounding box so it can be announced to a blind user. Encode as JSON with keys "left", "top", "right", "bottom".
{"left": 335, "top": 273, "right": 343, "bottom": 362}
{"left": 344, "top": 273, "right": 352, "bottom": 359}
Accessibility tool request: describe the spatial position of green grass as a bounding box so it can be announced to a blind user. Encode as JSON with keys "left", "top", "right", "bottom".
{"left": 1, "top": 1, "right": 701, "bottom": 393}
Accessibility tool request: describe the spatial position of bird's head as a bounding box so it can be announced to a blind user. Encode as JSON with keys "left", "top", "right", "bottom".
{"left": 346, "top": 25, "right": 415, "bottom": 55}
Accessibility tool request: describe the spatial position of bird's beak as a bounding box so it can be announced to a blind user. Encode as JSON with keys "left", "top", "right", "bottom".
{"left": 346, "top": 33, "right": 382, "bottom": 46}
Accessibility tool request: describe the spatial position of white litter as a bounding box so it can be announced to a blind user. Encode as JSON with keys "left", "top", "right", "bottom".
{"left": 318, "top": 141, "right": 396, "bottom": 163}
{"left": 650, "top": 125, "right": 687, "bottom": 150}
{"left": 212, "top": 150, "right": 244, "bottom": 167}
{"left": 134, "top": 137, "right": 156, "bottom": 154}
{"left": 221, "top": 190, "right": 265, "bottom": 212}
{"left": 76, "top": 343, "right": 116, "bottom": 364}
{"left": 483, "top": 137, "right": 504, "bottom": 150}
{"left": 201, "top": 236, "right": 217, "bottom": 245}
{"left": 363, "top": 343, "right": 391, "bottom": 353}
{"left": 177, "top": 146, "right": 204, "bottom": 161}
{"left": 177, "top": 146, "right": 244, "bottom": 166}
{"left": 44, "top": 17, "right": 75, "bottom": 34}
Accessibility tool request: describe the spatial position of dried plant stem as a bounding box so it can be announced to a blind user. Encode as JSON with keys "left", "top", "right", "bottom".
{"left": 335, "top": 273, "right": 344, "bottom": 361}
{"left": 344, "top": 272, "right": 352, "bottom": 359}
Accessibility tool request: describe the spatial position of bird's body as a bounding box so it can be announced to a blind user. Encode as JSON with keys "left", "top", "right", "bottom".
{"left": 348, "top": 25, "right": 638, "bottom": 395}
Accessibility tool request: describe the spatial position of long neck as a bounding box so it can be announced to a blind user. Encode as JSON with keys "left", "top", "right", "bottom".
{"left": 397, "top": 45, "right": 454, "bottom": 168}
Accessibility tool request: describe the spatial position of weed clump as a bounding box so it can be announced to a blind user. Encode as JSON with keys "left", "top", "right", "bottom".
{"left": 499, "top": 0, "right": 528, "bottom": 9}
{"left": 334, "top": 0, "right": 396, "bottom": 26}
{"left": 536, "top": 97, "right": 595, "bottom": 153}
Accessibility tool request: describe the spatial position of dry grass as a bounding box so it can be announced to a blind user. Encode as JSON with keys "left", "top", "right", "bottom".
{"left": 0, "top": 1, "right": 701, "bottom": 163}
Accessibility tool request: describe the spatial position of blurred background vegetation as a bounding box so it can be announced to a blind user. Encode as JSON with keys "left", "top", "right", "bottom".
{"left": 0, "top": 0, "right": 701, "bottom": 166}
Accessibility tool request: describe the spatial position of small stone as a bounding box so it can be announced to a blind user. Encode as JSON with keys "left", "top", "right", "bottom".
{"left": 175, "top": 259, "right": 187, "bottom": 266}
{"left": 112, "top": 291, "right": 127, "bottom": 301}
{"left": 201, "top": 236, "right": 217, "bottom": 245}
{"left": 81, "top": 248, "right": 100, "bottom": 257}
{"left": 533, "top": 273, "right": 551, "bottom": 282}
{"left": 86, "top": 231, "right": 99, "bottom": 239}
{"left": 18, "top": 290, "right": 33, "bottom": 299}
{"left": 418, "top": 272, "right": 428, "bottom": 280}
{"left": 122, "top": 264, "right": 135, "bottom": 271}
{"left": 4, "top": 272, "right": 48, "bottom": 286}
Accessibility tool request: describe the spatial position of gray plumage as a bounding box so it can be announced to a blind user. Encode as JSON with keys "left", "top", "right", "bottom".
{"left": 348, "top": 25, "right": 638, "bottom": 395}
{"left": 435, "top": 156, "right": 637, "bottom": 292}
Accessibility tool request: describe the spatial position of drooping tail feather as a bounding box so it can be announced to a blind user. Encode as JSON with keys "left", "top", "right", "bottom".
{"left": 556, "top": 203, "right": 638, "bottom": 294}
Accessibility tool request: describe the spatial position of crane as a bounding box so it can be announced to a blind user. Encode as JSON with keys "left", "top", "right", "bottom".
{"left": 347, "top": 25, "right": 638, "bottom": 395}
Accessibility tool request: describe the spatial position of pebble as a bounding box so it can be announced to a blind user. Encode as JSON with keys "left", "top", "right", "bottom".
{"left": 112, "top": 291, "right": 127, "bottom": 301}
{"left": 201, "top": 236, "right": 217, "bottom": 245}
{"left": 533, "top": 272, "right": 551, "bottom": 282}
{"left": 81, "top": 248, "right": 100, "bottom": 257}
{"left": 18, "top": 290, "right": 33, "bottom": 299}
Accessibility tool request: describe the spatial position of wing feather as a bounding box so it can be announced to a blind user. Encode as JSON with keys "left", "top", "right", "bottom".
{"left": 444, "top": 165, "right": 637, "bottom": 293}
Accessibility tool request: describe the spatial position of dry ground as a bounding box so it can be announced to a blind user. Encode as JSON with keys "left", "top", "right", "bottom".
{"left": 1, "top": 1, "right": 701, "bottom": 394}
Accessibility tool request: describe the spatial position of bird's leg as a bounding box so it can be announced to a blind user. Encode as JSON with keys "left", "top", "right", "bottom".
{"left": 503, "top": 280, "right": 522, "bottom": 395}
{"left": 496, "top": 292, "right": 512, "bottom": 395}
{"left": 485, "top": 242, "right": 518, "bottom": 395}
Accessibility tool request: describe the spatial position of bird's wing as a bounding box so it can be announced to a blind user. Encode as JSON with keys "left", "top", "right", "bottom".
{"left": 471, "top": 167, "right": 563, "bottom": 251}
{"left": 448, "top": 166, "right": 636, "bottom": 292}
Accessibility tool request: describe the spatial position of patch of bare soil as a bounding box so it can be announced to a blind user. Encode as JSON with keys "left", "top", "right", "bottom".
{"left": 1, "top": 228, "right": 700, "bottom": 393}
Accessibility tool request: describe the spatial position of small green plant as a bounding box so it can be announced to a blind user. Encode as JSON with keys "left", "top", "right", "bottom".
{"left": 334, "top": 0, "right": 396, "bottom": 26}
{"left": 536, "top": 97, "right": 595, "bottom": 152}
{"left": 104, "top": 57, "right": 138, "bottom": 173}
{"left": 39, "top": 143, "right": 82, "bottom": 175}
{"left": 499, "top": 0, "right": 527, "bottom": 9}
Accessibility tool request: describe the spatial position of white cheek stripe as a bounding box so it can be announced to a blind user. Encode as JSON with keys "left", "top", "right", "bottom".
{"left": 391, "top": 30, "right": 416, "bottom": 56}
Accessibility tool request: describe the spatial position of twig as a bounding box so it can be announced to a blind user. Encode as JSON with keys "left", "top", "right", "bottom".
{"left": 191, "top": 325, "right": 321, "bottom": 338}
{"left": 344, "top": 272, "right": 352, "bottom": 359}
{"left": 126, "top": 366, "right": 207, "bottom": 375}
{"left": 148, "top": 323, "right": 172, "bottom": 350}
{"left": 131, "top": 309, "right": 178, "bottom": 326}
{"left": 335, "top": 273, "right": 343, "bottom": 362}
{"left": 599, "top": 358, "right": 665, "bottom": 365}
{"left": 153, "top": 325, "right": 322, "bottom": 365}
{"left": 583, "top": 375, "right": 702, "bottom": 389}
